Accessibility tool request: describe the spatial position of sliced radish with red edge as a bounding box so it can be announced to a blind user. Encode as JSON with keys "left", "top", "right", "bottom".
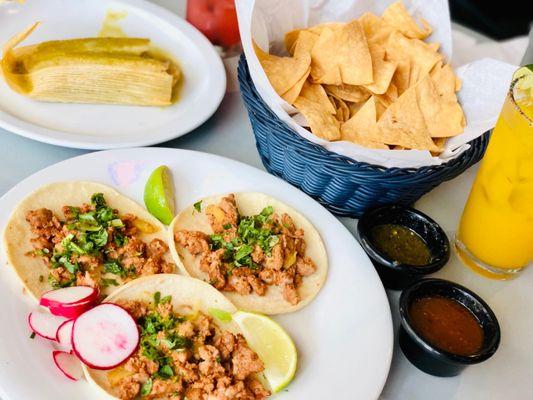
{"left": 52, "top": 351, "right": 84, "bottom": 381}
{"left": 56, "top": 319, "right": 74, "bottom": 352}
{"left": 28, "top": 309, "right": 67, "bottom": 341}
{"left": 40, "top": 286, "right": 98, "bottom": 318}
{"left": 72, "top": 303, "right": 139, "bottom": 370}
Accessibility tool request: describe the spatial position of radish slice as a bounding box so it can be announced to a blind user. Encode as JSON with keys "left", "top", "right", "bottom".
{"left": 28, "top": 309, "right": 67, "bottom": 341}
{"left": 45, "top": 299, "right": 95, "bottom": 319}
{"left": 52, "top": 351, "right": 84, "bottom": 381}
{"left": 72, "top": 303, "right": 139, "bottom": 370}
{"left": 40, "top": 286, "right": 98, "bottom": 318}
{"left": 56, "top": 320, "right": 74, "bottom": 352}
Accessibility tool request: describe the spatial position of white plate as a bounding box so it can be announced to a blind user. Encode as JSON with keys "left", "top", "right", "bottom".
{"left": 0, "top": 148, "right": 392, "bottom": 400}
{"left": 0, "top": 0, "right": 226, "bottom": 149}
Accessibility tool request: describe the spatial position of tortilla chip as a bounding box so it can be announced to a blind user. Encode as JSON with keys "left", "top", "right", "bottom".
{"left": 375, "top": 100, "right": 387, "bottom": 120}
{"left": 364, "top": 44, "right": 397, "bottom": 94}
{"left": 300, "top": 81, "right": 336, "bottom": 114}
{"left": 382, "top": 1, "right": 432, "bottom": 39}
{"left": 254, "top": 41, "right": 311, "bottom": 97}
{"left": 430, "top": 62, "right": 456, "bottom": 97}
{"left": 308, "top": 22, "right": 345, "bottom": 35}
{"left": 294, "top": 97, "right": 341, "bottom": 140}
{"left": 282, "top": 67, "right": 311, "bottom": 104}
{"left": 375, "top": 83, "right": 398, "bottom": 108}
{"left": 433, "top": 137, "right": 447, "bottom": 148}
{"left": 359, "top": 12, "right": 395, "bottom": 46}
{"left": 428, "top": 42, "right": 440, "bottom": 52}
{"left": 386, "top": 32, "right": 441, "bottom": 86}
{"left": 332, "top": 97, "right": 350, "bottom": 122}
{"left": 341, "top": 97, "right": 388, "bottom": 149}
{"left": 285, "top": 29, "right": 303, "bottom": 55}
{"left": 389, "top": 59, "right": 410, "bottom": 96}
{"left": 377, "top": 84, "right": 439, "bottom": 151}
{"left": 348, "top": 101, "right": 364, "bottom": 118}
{"left": 324, "top": 84, "right": 370, "bottom": 103}
{"left": 311, "top": 21, "right": 373, "bottom": 85}
{"left": 415, "top": 75, "right": 465, "bottom": 138}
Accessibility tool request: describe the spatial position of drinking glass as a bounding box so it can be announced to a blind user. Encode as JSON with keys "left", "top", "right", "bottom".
{"left": 455, "top": 70, "right": 533, "bottom": 279}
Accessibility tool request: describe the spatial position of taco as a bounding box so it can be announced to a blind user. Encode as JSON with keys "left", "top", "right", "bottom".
{"left": 3, "top": 181, "right": 176, "bottom": 300}
{"left": 168, "top": 192, "right": 328, "bottom": 314}
{"left": 85, "top": 274, "right": 272, "bottom": 400}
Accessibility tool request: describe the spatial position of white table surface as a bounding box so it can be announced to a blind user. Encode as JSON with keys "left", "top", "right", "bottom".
{"left": 0, "top": 1, "right": 530, "bottom": 399}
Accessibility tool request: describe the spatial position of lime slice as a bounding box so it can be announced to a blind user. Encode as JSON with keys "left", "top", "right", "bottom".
{"left": 232, "top": 311, "right": 297, "bottom": 393}
{"left": 513, "top": 65, "right": 533, "bottom": 118}
{"left": 143, "top": 165, "right": 175, "bottom": 225}
{"left": 513, "top": 64, "right": 533, "bottom": 87}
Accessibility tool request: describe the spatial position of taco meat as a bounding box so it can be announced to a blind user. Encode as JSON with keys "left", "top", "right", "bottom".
{"left": 25, "top": 192, "right": 175, "bottom": 292}
{"left": 175, "top": 194, "right": 317, "bottom": 306}
{"left": 109, "top": 295, "right": 270, "bottom": 400}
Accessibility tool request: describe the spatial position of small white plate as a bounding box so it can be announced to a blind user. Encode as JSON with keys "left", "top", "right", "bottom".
{"left": 0, "top": 148, "right": 392, "bottom": 400}
{"left": 0, "top": 0, "right": 226, "bottom": 149}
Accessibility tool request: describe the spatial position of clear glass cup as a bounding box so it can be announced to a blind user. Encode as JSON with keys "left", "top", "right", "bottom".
{"left": 455, "top": 71, "right": 533, "bottom": 280}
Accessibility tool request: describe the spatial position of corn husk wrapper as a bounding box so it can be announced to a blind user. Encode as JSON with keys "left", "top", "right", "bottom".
{"left": 1, "top": 23, "right": 180, "bottom": 106}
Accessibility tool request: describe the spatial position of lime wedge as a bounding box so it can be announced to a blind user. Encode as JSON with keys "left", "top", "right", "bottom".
{"left": 232, "top": 311, "right": 297, "bottom": 393}
{"left": 513, "top": 65, "right": 533, "bottom": 118}
{"left": 143, "top": 165, "right": 175, "bottom": 225}
{"left": 513, "top": 64, "right": 533, "bottom": 86}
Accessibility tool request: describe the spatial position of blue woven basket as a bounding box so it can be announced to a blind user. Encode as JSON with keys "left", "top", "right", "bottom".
{"left": 238, "top": 55, "right": 489, "bottom": 218}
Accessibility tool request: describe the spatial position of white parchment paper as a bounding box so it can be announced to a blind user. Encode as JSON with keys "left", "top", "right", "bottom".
{"left": 236, "top": 0, "right": 518, "bottom": 168}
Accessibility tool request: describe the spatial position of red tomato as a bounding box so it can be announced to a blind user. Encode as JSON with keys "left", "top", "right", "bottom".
{"left": 186, "top": 0, "right": 241, "bottom": 49}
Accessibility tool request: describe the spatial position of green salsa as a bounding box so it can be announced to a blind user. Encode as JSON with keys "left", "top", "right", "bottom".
{"left": 370, "top": 224, "right": 432, "bottom": 266}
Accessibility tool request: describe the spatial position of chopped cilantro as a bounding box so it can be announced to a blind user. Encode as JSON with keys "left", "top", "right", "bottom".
{"left": 102, "top": 278, "right": 119, "bottom": 287}
{"left": 234, "top": 244, "right": 253, "bottom": 261}
{"left": 209, "top": 206, "right": 279, "bottom": 271}
{"left": 91, "top": 193, "right": 106, "bottom": 208}
{"left": 153, "top": 291, "right": 161, "bottom": 305}
{"left": 103, "top": 260, "right": 124, "bottom": 276}
{"left": 216, "top": 356, "right": 221, "bottom": 364}
{"left": 158, "top": 364, "right": 174, "bottom": 379}
{"left": 193, "top": 201, "right": 202, "bottom": 213}
{"left": 222, "top": 223, "right": 232, "bottom": 230}
{"left": 33, "top": 248, "right": 50, "bottom": 257}
{"left": 140, "top": 378, "right": 153, "bottom": 396}
{"left": 114, "top": 232, "right": 128, "bottom": 247}
{"left": 160, "top": 295, "right": 172, "bottom": 304}
{"left": 48, "top": 273, "right": 75, "bottom": 289}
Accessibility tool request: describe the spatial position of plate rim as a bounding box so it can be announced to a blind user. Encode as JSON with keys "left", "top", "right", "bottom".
{"left": 0, "top": 0, "right": 227, "bottom": 150}
{"left": 0, "top": 147, "right": 393, "bottom": 399}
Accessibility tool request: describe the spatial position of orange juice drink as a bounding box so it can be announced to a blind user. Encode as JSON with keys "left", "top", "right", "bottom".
{"left": 456, "top": 67, "right": 533, "bottom": 279}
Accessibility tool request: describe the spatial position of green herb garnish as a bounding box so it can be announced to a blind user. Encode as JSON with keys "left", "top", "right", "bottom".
{"left": 30, "top": 332, "right": 36, "bottom": 339}
{"left": 140, "top": 378, "right": 153, "bottom": 396}
{"left": 209, "top": 206, "right": 279, "bottom": 270}
{"left": 193, "top": 200, "right": 202, "bottom": 213}
{"left": 103, "top": 260, "right": 124, "bottom": 276}
{"left": 154, "top": 291, "right": 161, "bottom": 305}
{"left": 102, "top": 278, "right": 119, "bottom": 287}
{"left": 158, "top": 364, "right": 174, "bottom": 379}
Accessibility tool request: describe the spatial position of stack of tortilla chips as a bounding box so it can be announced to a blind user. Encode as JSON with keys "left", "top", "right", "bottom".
{"left": 254, "top": 1, "right": 465, "bottom": 153}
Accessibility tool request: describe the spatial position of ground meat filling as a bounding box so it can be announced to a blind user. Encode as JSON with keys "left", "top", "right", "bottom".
{"left": 112, "top": 296, "right": 270, "bottom": 400}
{"left": 175, "top": 194, "right": 317, "bottom": 305}
{"left": 25, "top": 192, "right": 174, "bottom": 291}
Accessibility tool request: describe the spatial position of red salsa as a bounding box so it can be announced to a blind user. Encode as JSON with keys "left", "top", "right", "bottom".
{"left": 409, "top": 296, "right": 484, "bottom": 356}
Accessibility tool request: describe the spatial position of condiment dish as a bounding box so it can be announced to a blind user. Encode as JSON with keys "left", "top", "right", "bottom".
{"left": 399, "top": 278, "right": 501, "bottom": 377}
{"left": 357, "top": 205, "right": 450, "bottom": 290}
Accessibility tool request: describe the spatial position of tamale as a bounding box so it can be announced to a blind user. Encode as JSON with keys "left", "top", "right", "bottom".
{"left": 1, "top": 23, "right": 181, "bottom": 106}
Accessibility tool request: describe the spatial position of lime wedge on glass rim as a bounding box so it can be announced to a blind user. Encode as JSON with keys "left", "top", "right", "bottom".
{"left": 143, "top": 165, "right": 175, "bottom": 225}
{"left": 513, "top": 64, "right": 533, "bottom": 117}
{"left": 232, "top": 311, "right": 297, "bottom": 393}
